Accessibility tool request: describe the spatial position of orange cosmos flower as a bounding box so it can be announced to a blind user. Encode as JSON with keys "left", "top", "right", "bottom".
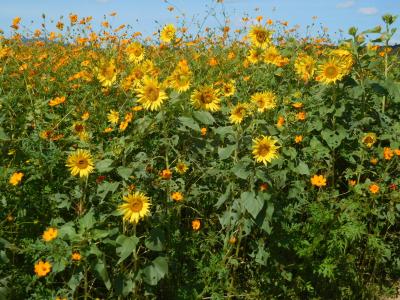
{"left": 295, "top": 135, "right": 303, "bottom": 144}
{"left": 160, "top": 169, "right": 172, "bottom": 180}
{"left": 171, "top": 192, "right": 184, "bottom": 202}
{"left": 369, "top": 184, "right": 380, "bottom": 194}
{"left": 34, "top": 260, "right": 51, "bottom": 277}
{"left": 9, "top": 172, "right": 24, "bottom": 186}
{"left": 192, "top": 219, "right": 201, "bottom": 231}
{"left": 71, "top": 252, "right": 82, "bottom": 261}
{"left": 383, "top": 147, "right": 394, "bottom": 160}
{"left": 311, "top": 175, "right": 327, "bottom": 187}
{"left": 49, "top": 96, "right": 66, "bottom": 107}
{"left": 42, "top": 227, "right": 58, "bottom": 242}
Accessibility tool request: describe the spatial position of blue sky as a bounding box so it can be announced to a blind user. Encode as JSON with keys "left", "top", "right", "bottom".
{"left": 1, "top": 0, "right": 399, "bottom": 43}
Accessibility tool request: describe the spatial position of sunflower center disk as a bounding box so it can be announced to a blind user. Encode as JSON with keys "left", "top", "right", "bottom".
{"left": 77, "top": 159, "right": 88, "bottom": 169}
{"left": 199, "top": 92, "right": 213, "bottom": 104}
{"left": 146, "top": 86, "right": 160, "bottom": 102}
{"left": 325, "top": 66, "right": 338, "bottom": 78}
{"left": 258, "top": 144, "right": 271, "bottom": 156}
{"left": 130, "top": 200, "right": 144, "bottom": 212}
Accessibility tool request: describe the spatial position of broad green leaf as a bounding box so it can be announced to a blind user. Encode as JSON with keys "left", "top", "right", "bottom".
{"left": 295, "top": 161, "right": 310, "bottom": 175}
{"left": 94, "top": 260, "right": 111, "bottom": 290}
{"left": 242, "top": 191, "right": 263, "bottom": 219}
{"left": 193, "top": 111, "right": 215, "bottom": 125}
{"left": 116, "top": 235, "right": 139, "bottom": 264}
{"left": 96, "top": 159, "right": 114, "bottom": 173}
{"left": 179, "top": 116, "right": 200, "bottom": 131}
{"left": 117, "top": 167, "right": 133, "bottom": 180}
{"left": 218, "top": 144, "right": 236, "bottom": 160}
{"left": 79, "top": 210, "right": 95, "bottom": 232}
{"left": 142, "top": 256, "right": 168, "bottom": 286}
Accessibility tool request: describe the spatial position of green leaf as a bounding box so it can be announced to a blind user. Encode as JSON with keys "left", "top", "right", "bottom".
{"left": 231, "top": 160, "right": 250, "bottom": 179}
{"left": 321, "top": 127, "right": 346, "bottom": 149}
{"left": 79, "top": 210, "right": 95, "bottom": 232}
{"left": 295, "top": 161, "right": 310, "bottom": 175}
{"left": 242, "top": 191, "right": 263, "bottom": 219}
{"left": 218, "top": 144, "right": 236, "bottom": 160}
{"left": 117, "top": 167, "right": 133, "bottom": 180}
{"left": 94, "top": 260, "right": 111, "bottom": 290}
{"left": 116, "top": 235, "right": 139, "bottom": 264}
{"left": 142, "top": 256, "right": 168, "bottom": 286}
{"left": 0, "top": 128, "right": 8, "bottom": 141}
{"left": 97, "top": 181, "right": 120, "bottom": 201}
{"left": 145, "top": 228, "right": 165, "bottom": 252}
{"left": 179, "top": 117, "right": 200, "bottom": 131}
{"left": 193, "top": 111, "right": 215, "bottom": 125}
{"left": 96, "top": 159, "right": 114, "bottom": 173}
{"left": 215, "top": 183, "right": 233, "bottom": 209}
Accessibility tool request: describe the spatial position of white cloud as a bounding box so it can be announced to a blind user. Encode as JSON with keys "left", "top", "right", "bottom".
{"left": 336, "top": 1, "right": 355, "bottom": 9}
{"left": 358, "top": 7, "right": 378, "bottom": 15}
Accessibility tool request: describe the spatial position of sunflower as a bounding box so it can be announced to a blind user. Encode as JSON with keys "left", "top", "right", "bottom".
{"left": 160, "top": 24, "right": 176, "bottom": 43}
{"left": 107, "top": 110, "right": 119, "bottom": 124}
{"left": 315, "top": 57, "right": 345, "bottom": 84}
{"left": 119, "top": 192, "right": 151, "bottom": 224}
{"left": 229, "top": 103, "right": 249, "bottom": 124}
{"left": 135, "top": 76, "right": 168, "bottom": 111}
{"left": 294, "top": 54, "right": 316, "bottom": 82}
{"left": 34, "top": 260, "right": 52, "bottom": 277}
{"left": 248, "top": 25, "right": 272, "bottom": 48}
{"left": 66, "top": 149, "right": 94, "bottom": 178}
{"left": 190, "top": 85, "right": 221, "bottom": 112}
{"left": 251, "top": 91, "right": 276, "bottom": 112}
{"left": 221, "top": 80, "right": 236, "bottom": 97}
{"left": 126, "top": 42, "right": 145, "bottom": 63}
{"left": 330, "top": 49, "right": 353, "bottom": 74}
{"left": 361, "top": 132, "right": 377, "bottom": 148}
{"left": 252, "top": 135, "right": 280, "bottom": 165}
{"left": 167, "top": 61, "right": 192, "bottom": 93}
{"left": 247, "top": 48, "right": 263, "bottom": 64}
{"left": 175, "top": 162, "right": 189, "bottom": 174}
{"left": 263, "top": 46, "right": 280, "bottom": 65}
{"left": 96, "top": 59, "right": 117, "bottom": 87}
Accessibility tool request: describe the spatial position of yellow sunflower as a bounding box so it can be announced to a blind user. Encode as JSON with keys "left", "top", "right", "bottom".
{"left": 263, "top": 46, "right": 280, "bottom": 65}
{"left": 251, "top": 91, "right": 276, "bottom": 112}
{"left": 119, "top": 192, "right": 151, "bottom": 224}
{"left": 229, "top": 103, "right": 249, "bottom": 124}
{"left": 221, "top": 80, "right": 236, "bottom": 97}
{"left": 96, "top": 59, "right": 117, "bottom": 87}
{"left": 126, "top": 42, "right": 145, "bottom": 63}
{"left": 247, "top": 48, "right": 263, "bottom": 64}
{"left": 294, "top": 54, "right": 316, "bottom": 82}
{"left": 66, "top": 149, "right": 94, "bottom": 178}
{"left": 160, "top": 24, "right": 176, "bottom": 43}
{"left": 361, "top": 132, "right": 377, "bottom": 148}
{"left": 190, "top": 85, "right": 221, "bottom": 112}
{"left": 107, "top": 110, "right": 119, "bottom": 124}
{"left": 315, "top": 57, "right": 345, "bottom": 84}
{"left": 135, "top": 76, "right": 168, "bottom": 111}
{"left": 252, "top": 135, "right": 280, "bottom": 165}
{"left": 167, "top": 61, "right": 192, "bottom": 93}
{"left": 248, "top": 25, "right": 272, "bottom": 48}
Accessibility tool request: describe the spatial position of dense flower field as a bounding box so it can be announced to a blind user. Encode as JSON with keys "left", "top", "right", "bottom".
{"left": 1, "top": 10, "right": 400, "bottom": 299}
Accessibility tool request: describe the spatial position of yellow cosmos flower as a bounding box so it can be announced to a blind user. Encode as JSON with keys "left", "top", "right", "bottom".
{"left": 160, "top": 24, "right": 176, "bottom": 43}
{"left": 42, "top": 227, "right": 58, "bottom": 242}
{"left": 119, "top": 192, "right": 151, "bottom": 224}
{"left": 251, "top": 91, "right": 276, "bottom": 112}
{"left": 34, "top": 260, "right": 51, "bottom": 277}
{"left": 96, "top": 59, "right": 117, "bottom": 87}
{"left": 190, "top": 85, "right": 221, "bottom": 112}
{"left": 66, "top": 149, "right": 94, "bottom": 178}
{"left": 135, "top": 76, "right": 168, "bottom": 111}
{"left": 248, "top": 25, "right": 272, "bottom": 48}
{"left": 49, "top": 96, "right": 66, "bottom": 107}
{"left": 252, "top": 135, "right": 280, "bottom": 165}
{"left": 9, "top": 172, "right": 24, "bottom": 186}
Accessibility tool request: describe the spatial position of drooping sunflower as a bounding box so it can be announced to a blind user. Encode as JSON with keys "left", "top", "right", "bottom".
{"left": 126, "top": 42, "right": 145, "bottom": 63}
{"left": 251, "top": 91, "right": 276, "bottom": 112}
{"left": 315, "top": 57, "right": 345, "bottom": 84}
{"left": 96, "top": 59, "right": 117, "bottom": 87}
{"left": 135, "top": 76, "right": 168, "bottom": 111}
{"left": 229, "top": 103, "right": 249, "bottom": 124}
{"left": 119, "top": 192, "right": 151, "bottom": 224}
{"left": 248, "top": 25, "right": 272, "bottom": 48}
{"left": 252, "top": 135, "right": 280, "bottom": 165}
{"left": 190, "top": 85, "right": 221, "bottom": 112}
{"left": 66, "top": 149, "right": 94, "bottom": 178}
{"left": 160, "top": 24, "right": 176, "bottom": 43}
{"left": 294, "top": 54, "right": 316, "bottom": 82}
